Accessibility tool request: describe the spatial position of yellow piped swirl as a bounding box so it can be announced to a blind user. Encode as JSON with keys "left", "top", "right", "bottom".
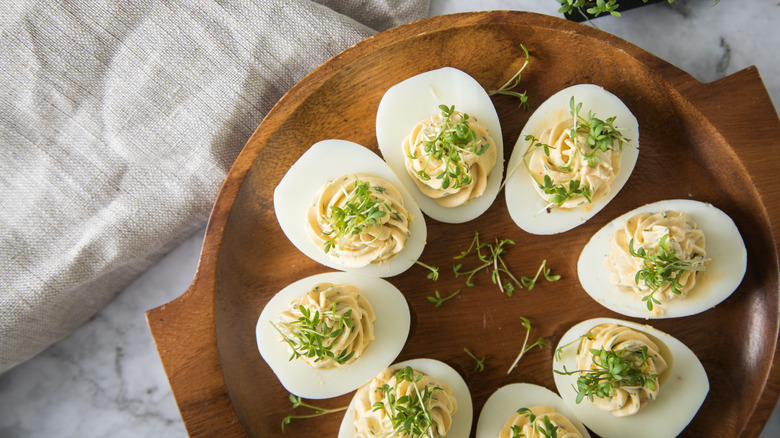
{"left": 498, "top": 405, "right": 582, "bottom": 438}
{"left": 525, "top": 117, "right": 620, "bottom": 209}
{"left": 307, "top": 173, "right": 411, "bottom": 268}
{"left": 276, "top": 283, "right": 375, "bottom": 369}
{"left": 576, "top": 323, "right": 668, "bottom": 417}
{"left": 351, "top": 366, "right": 458, "bottom": 438}
{"left": 403, "top": 109, "right": 497, "bottom": 208}
{"left": 607, "top": 210, "right": 707, "bottom": 316}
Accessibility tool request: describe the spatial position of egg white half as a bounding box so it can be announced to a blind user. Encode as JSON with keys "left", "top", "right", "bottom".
{"left": 255, "top": 272, "right": 411, "bottom": 399}
{"left": 376, "top": 67, "right": 504, "bottom": 223}
{"left": 476, "top": 383, "right": 591, "bottom": 438}
{"left": 552, "top": 317, "right": 709, "bottom": 438}
{"left": 577, "top": 199, "right": 747, "bottom": 319}
{"left": 504, "top": 84, "right": 639, "bottom": 235}
{"left": 274, "top": 139, "right": 427, "bottom": 277}
{"left": 338, "top": 358, "right": 474, "bottom": 438}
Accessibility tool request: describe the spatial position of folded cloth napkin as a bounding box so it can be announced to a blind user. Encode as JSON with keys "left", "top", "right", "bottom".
{"left": 0, "top": 0, "right": 429, "bottom": 373}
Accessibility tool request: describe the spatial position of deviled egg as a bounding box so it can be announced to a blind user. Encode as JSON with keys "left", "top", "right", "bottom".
{"left": 256, "top": 272, "right": 410, "bottom": 399}
{"left": 376, "top": 67, "right": 504, "bottom": 223}
{"left": 338, "top": 358, "right": 473, "bottom": 438}
{"left": 274, "top": 139, "right": 426, "bottom": 277}
{"left": 577, "top": 199, "right": 747, "bottom": 318}
{"left": 504, "top": 84, "right": 639, "bottom": 235}
{"left": 553, "top": 318, "right": 708, "bottom": 438}
{"left": 476, "top": 383, "right": 590, "bottom": 438}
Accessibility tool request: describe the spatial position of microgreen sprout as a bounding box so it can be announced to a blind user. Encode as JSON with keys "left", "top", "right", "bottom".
{"left": 538, "top": 175, "right": 592, "bottom": 208}
{"left": 281, "top": 394, "right": 347, "bottom": 431}
{"left": 271, "top": 302, "right": 355, "bottom": 365}
{"left": 489, "top": 44, "right": 531, "bottom": 110}
{"left": 520, "top": 134, "right": 592, "bottom": 209}
{"left": 554, "top": 346, "right": 659, "bottom": 404}
{"left": 453, "top": 232, "right": 560, "bottom": 296}
{"left": 321, "top": 178, "right": 391, "bottom": 254}
{"left": 408, "top": 104, "right": 490, "bottom": 190}
{"left": 512, "top": 408, "right": 560, "bottom": 438}
{"left": 628, "top": 234, "right": 709, "bottom": 311}
{"left": 569, "top": 96, "right": 627, "bottom": 167}
{"left": 464, "top": 347, "right": 486, "bottom": 372}
{"left": 452, "top": 232, "right": 523, "bottom": 296}
{"left": 426, "top": 289, "right": 461, "bottom": 308}
{"left": 554, "top": 332, "right": 595, "bottom": 362}
{"left": 414, "top": 260, "right": 440, "bottom": 281}
{"left": 507, "top": 317, "right": 551, "bottom": 375}
{"left": 372, "top": 366, "right": 442, "bottom": 438}
{"left": 520, "top": 259, "right": 561, "bottom": 290}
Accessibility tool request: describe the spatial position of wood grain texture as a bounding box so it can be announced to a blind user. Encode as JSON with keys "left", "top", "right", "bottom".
{"left": 146, "top": 11, "right": 780, "bottom": 437}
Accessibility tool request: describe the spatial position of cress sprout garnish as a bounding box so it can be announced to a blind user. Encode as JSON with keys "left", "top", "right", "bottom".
{"left": 321, "top": 177, "right": 392, "bottom": 254}
{"left": 507, "top": 316, "right": 550, "bottom": 374}
{"left": 408, "top": 104, "right": 490, "bottom": 190}
{"left": 488, "top": 44, "right": 531, "bottom": 110}
{"left": 453, "top": 232, "right": 560, "bottom": 296}
{"left": 414, "top": 260, "right": 440, "bottom": 281}
{"left": 569, "top": 96, "right": 627, "bottom": 167}
{"left": 629, "top": 233, "right": 710, "bottom": 311}
{"left": 426, "top": 289, "right": 461, "bottom": 308}
{"left": 512, "top": 408, "right": 560, "bottom": 438}
{"left": 554, "top": 332, "right": 594, "bottom": 362}
{"left": 518, "top": 96, "right": 627, "bottom": 211}
{"left": 521, "top": 259, "right": 561, "bottom": 290}
{"left": 281, "top": 394, "right": 347, "bottom": 431}
{"left": 464, "top": 347, "right": 486, "bottom": 372}
{"left": 372, "top": 366, "right": 443, "bottom": 438}
{"left": 554, "top": 345, "right": 659, "bottom": 404}
{"left": 271, "top": 302, "right": 356, "bottom": 365}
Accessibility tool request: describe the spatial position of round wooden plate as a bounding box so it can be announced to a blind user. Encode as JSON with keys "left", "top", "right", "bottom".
{"left": 146, "top": 11, "right": 780, "bottom": 437}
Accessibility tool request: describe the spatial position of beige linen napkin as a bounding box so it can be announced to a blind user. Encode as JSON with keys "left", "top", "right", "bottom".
{"left": 0, "top": 0, "right": 429, "bottom": 373}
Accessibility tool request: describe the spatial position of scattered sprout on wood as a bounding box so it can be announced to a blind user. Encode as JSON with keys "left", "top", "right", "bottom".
{"left": 489, "top": 44, "right": 531, "bottom": 110}
{"left": 464, "top": 347, "right": 486, "bottom": 372}
{"left": 371, "top": 366, "right": 442, "bottom": 438}
{"left": 629, "top": 234, "right": 709, "bottom": 311}
{"left": 281, "top": 394, "right": 347, "bottom": 431}
{"left": 414, "top": 260, "right": 440, "bottom": 281}
{"left": 426, "top": 289, "right": 461, "bottom": 308}
{"left": 271, "top": 302, "right": 355, "bottom": 365}
{"left": 507, "top": 317, "right": 551, "bottom": 375}
{"left": 520, "top": 259, "right": 561, "bottom": 290}
{"left": 452, "top": 232, "right": 560, "bottom": 296}
{"left": 554, "top": 345, "right": 659, "bottom": 404}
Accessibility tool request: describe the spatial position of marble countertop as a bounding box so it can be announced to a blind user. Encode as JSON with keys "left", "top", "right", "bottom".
{"left": 2, "top": 1, "right": 778, "bottom": 437}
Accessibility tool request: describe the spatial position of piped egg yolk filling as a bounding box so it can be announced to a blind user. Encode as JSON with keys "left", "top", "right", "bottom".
{"left": 575, "top": 323, "right": 668, "bottom": 417}
{"left": 402, "top": 105, "right": 497, "bottom": 208}
{"left": 351, "top": 366, "right": 458, "bottom": 438}
{"left": 607, "top": 210, "right": 708, "bottom": 315}
{"left": 307, "top": 173, "right": 411, "bottom": 268}
{"left": 273, "top": 282, "right": 375, "bottom": 369}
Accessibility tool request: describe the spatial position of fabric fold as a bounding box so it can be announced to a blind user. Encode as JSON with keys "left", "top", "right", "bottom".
{"left": 0, "top": 0, "right": 430, "bottom": 373}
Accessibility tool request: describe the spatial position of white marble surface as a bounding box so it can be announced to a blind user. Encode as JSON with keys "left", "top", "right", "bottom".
{"left": 1, "top": 1, "right": 779, "bottom": 437}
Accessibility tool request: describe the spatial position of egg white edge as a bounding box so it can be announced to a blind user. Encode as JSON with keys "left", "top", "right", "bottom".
{"left": 338, "top": 358, "right": 474, "bottom": 438}
{"left": 376, "top": 66, "right": 504, "bottom": 224}
{"left": 577, "top": 199, "right": 748, "bottom": 319}
{"left": 273, "top": 138, "right": 427, "bottom": 277}
{"left": 475, "top": 382, "right": 592, "bottom": 438}
{"left": 504, "top": 84, "right": 640, "bottom": 235}
{"left": 255, "top": 271, "right": 411, "bottom": 400}
{"left": 552, "top": 317, "right": 710, "bottom": 438}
